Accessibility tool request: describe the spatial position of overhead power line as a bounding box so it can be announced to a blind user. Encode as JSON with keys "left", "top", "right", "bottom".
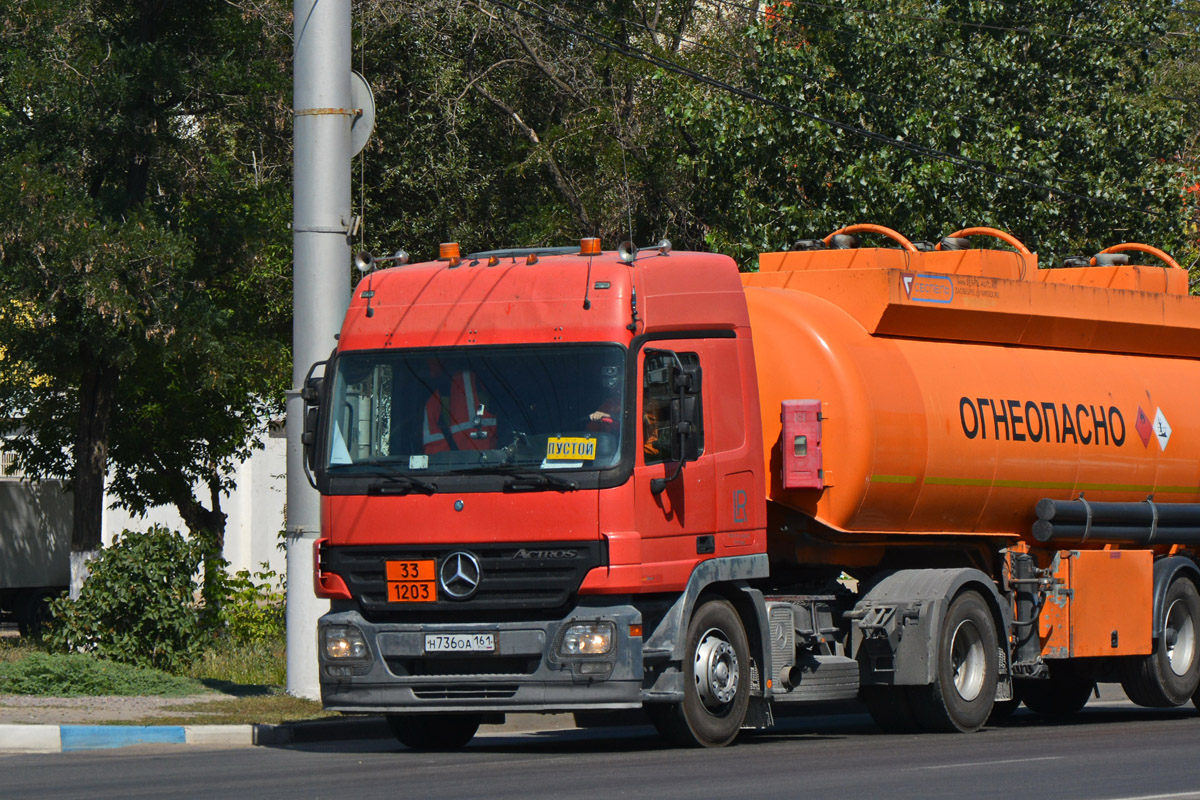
{"left": 556, "top": 0, "right": 1176, "bottom": 185}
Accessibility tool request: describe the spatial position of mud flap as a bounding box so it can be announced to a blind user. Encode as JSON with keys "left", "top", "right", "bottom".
{"left": 848, "top": 568, "right": 1012, "bottom": 701}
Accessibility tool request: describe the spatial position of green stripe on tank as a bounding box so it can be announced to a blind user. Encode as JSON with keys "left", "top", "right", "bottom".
{"left": 870, "top": 474, "right": 918, "bottom": 484}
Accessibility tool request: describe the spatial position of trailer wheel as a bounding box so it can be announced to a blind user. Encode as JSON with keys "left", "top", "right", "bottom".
{"left": 386, "top": 714, "right": 481, "bottom": 750}
{"left": 1122, "top": 577, "right": 1200, "bottom": 708}
{"left": 909, "top": 590, "right": 998, "bottom": 732}
{"left": 1018, "top": 663, "right": 1094, "bottom": 716}
{"left": 648, "top": 598, "right": 750, "bottom": 748}
{"left": 861, "top": 686, "right": 918, "bottom": 733}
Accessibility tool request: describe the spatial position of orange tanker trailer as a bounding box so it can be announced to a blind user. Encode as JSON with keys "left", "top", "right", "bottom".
{"left": 307, "top": 225, "right": 1200, "bottom": 748}
{"left": 745, "top": 225, "right": 1200, "bottom": 728}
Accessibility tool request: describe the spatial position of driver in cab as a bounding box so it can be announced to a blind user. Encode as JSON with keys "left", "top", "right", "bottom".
{"left": 422, "top": 364, "right": 497, "bottom": 453}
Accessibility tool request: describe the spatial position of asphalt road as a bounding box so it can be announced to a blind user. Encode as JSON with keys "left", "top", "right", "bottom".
{"left": 6, "top": 698, "right": 1200, "bottom": 800}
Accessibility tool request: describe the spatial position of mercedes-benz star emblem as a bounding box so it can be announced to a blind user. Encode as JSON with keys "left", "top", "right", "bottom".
{"left": 439, "top": 551, "right": 482, "bottom": 600}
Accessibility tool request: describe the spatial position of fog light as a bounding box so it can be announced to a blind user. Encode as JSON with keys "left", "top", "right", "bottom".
{"left": 579, "top": 661, "right": 613, "bottom": 676}
{"left": 323, "top": 625, "right": 369, "bottom": 660}
{"left": 560, "top": 621, "right": 615, "bottom": 656}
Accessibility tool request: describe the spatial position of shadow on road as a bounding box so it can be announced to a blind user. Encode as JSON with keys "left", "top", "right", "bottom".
{"left": 264, "top": 697, "right": 1200, "bottom": 757}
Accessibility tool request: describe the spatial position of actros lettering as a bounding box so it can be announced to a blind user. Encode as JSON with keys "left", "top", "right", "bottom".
{"left": 958, "top": 397, "right": 1126, "bottom": 446}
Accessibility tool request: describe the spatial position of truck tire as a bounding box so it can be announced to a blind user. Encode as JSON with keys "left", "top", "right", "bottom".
{"left": 16, "top": 589, "right": 57, "bottom": 638}
{"left": 386, "top": 714, "right": 480, "bottom": 750}
{"left": 1121, "top": 576, "right": 1200, "bottom": 708}
{"left": 1018, "top": 663, "right": 1094, "bottom": 716}
{"left": 985, "top": 698, "right": 1020, "bottom": 725}
{"left": 648, "top": 598, "right": 750, "bottom": 748}
{"left": 861, "top": 685, "right": 918, "bottom": 733}
{"left": 909, "top": 590, "right": 998, "bottom": 733}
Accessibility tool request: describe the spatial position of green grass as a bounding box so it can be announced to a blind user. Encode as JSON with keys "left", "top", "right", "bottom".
{"left": 186, "top": 637, "right": 287, "bottom": 687}
{"left": 0, "top": 635, "right": 338, "bottom": 725}
{"left": 0, "top": 651, "right": 207, "bottom": 697}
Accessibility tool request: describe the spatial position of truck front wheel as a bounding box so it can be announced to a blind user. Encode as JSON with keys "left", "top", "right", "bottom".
{"left": 386, "top": 714, "right": 481, "bottom": 750}
{"left": 909, "top": 590, "right": 998, "bottom": 732}
{"left": 1122, "top": 576, "right": 1200, "bottom": 708}
{"left": 648, "top": 598, "right": 750, "bottom": 748}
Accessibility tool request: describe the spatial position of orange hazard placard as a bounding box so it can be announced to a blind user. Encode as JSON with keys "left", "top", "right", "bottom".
{"left": 386, "top": 559, "right": 437, "bottom": 603}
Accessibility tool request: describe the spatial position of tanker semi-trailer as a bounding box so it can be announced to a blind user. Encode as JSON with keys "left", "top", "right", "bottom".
{"left": 303, "top": 227, "right": 1200, "bottom": 748}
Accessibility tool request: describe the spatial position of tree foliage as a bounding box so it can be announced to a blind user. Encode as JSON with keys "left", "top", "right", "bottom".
{"left": 353, "top": 0, "right": 751, "bottom": 257}
{"left": 666, "top": 0, "right": 1200, "bottom": 265}
{"left": 0, "top": 1, "right": 293, "bottom": 568}
{"left": 354, "top": 0, "right": 1199, "bottom": 272}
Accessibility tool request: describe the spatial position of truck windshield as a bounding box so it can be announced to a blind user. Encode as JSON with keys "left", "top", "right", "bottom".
{"left": 323, "top": 345, "right": 626, "bottom": 475}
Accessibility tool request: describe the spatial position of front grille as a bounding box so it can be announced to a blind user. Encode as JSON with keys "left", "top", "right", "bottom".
{"left": 386, "top": 656, "right": 540, "bottom": 677}
{"left": 323, "top": 541, "right": 606, "bottom": 622}
{"left": 412, "top": 684, "right": 520, "bottom": 700}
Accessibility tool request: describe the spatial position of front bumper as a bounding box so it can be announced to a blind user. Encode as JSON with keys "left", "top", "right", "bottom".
{"left": 318, "top": 599, "right": 644, "bottom": 714}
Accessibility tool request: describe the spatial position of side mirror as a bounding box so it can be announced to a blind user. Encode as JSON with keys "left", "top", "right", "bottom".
{"left": 300, "top": 359, "right": 329, "bottom": 489}
{"left": 667, "top": 394, "right": 701, "bottom": 463}
{"left": 303, "top": 406, "right": 320, "bottom": 472}
{"left": 675, "top": 363, "right": 701, "bottom": 394}
{"left": 301, "top": 375, "right": 324, "bottom": 404}
{"left": 651, "top": 359, "right": 703, "bottom": 495}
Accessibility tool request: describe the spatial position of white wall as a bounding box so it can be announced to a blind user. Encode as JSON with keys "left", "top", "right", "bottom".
{"left": 101, "top": 430, "right": 288, "bottom": 580}
{"left": 2, "top": 428, "right": 288, "bottom": 589}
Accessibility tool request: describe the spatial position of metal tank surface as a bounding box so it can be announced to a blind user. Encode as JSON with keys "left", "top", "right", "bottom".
{"left": 742, "top": 227, "right": 1200, "bottom": 543}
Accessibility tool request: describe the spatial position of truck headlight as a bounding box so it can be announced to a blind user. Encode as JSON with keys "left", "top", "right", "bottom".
{"left": 323, "top": 625, "right": 369, "bottom": 660}
{"left": 559, "top": 620, "right": 616, "bottom": 656}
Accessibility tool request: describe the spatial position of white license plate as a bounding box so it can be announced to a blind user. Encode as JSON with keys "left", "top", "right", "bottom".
{"left": 424, "top": 633, "right": 496, "bottom": 653}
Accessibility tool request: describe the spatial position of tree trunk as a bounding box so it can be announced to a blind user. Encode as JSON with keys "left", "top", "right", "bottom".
{"left": 171, "top": 473, "right": 228, "bottom": 622}
{"left": 69, "top": 355, "right": 119, "bottom": 597}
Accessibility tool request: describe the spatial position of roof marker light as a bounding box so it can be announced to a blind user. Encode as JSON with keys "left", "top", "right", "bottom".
{"left": 439, "top": 242, "right": 462, "bottom": 268}
{"left": 580, "top": 237, "right": 602, "bottom": 255}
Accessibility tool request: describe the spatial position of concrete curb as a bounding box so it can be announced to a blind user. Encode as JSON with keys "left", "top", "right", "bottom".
{"left": 0, "top": 713, "right": 579, "bottom": 753}
{"left": 0, "top": 723, "right": 252, "bottom": 753}
{"left": 0, "top": 719, "right": 387, "bottom": 753}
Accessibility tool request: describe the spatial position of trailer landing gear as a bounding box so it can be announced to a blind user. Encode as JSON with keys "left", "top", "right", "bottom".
{"left": 648, "top": 598, "right": 750, "bottom": 748}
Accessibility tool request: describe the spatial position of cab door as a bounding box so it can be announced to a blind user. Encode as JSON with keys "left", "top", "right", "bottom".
{"left": 632, "top": 341, "right": 716, "bottom": 587}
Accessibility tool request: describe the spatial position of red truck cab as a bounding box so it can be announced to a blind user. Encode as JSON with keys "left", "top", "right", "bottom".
{"left": 305, "top": 241, "right": 766, "bottom": 747}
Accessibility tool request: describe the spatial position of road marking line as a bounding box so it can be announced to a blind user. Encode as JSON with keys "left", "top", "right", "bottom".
{"left": 909, "top": 756, "right": 1063, "bottom": 771}
{"left": 1101, "top": 793, "right": 1200, "bottom": 800}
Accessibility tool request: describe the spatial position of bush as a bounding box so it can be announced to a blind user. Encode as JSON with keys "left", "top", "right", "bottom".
{"left": 47, "top": 525, "right": 206, "bottom": 672}
{"left": 219, "top": 564, "right": 286, "bottom": 646}
{"left": 0, "top": 651, "right": 205, "bottom": 696}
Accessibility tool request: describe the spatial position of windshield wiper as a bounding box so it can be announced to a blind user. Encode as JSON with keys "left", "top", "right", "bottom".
{"left": 493, "top": 467, "right": 578, "bottom": 492}
{"left": 342, "top": 467, "right": 437, "bottom": 496}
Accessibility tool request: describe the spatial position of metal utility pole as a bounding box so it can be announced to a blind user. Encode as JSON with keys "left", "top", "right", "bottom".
{"left": 288, "top": 0, "right": 353, "bottom": 699}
